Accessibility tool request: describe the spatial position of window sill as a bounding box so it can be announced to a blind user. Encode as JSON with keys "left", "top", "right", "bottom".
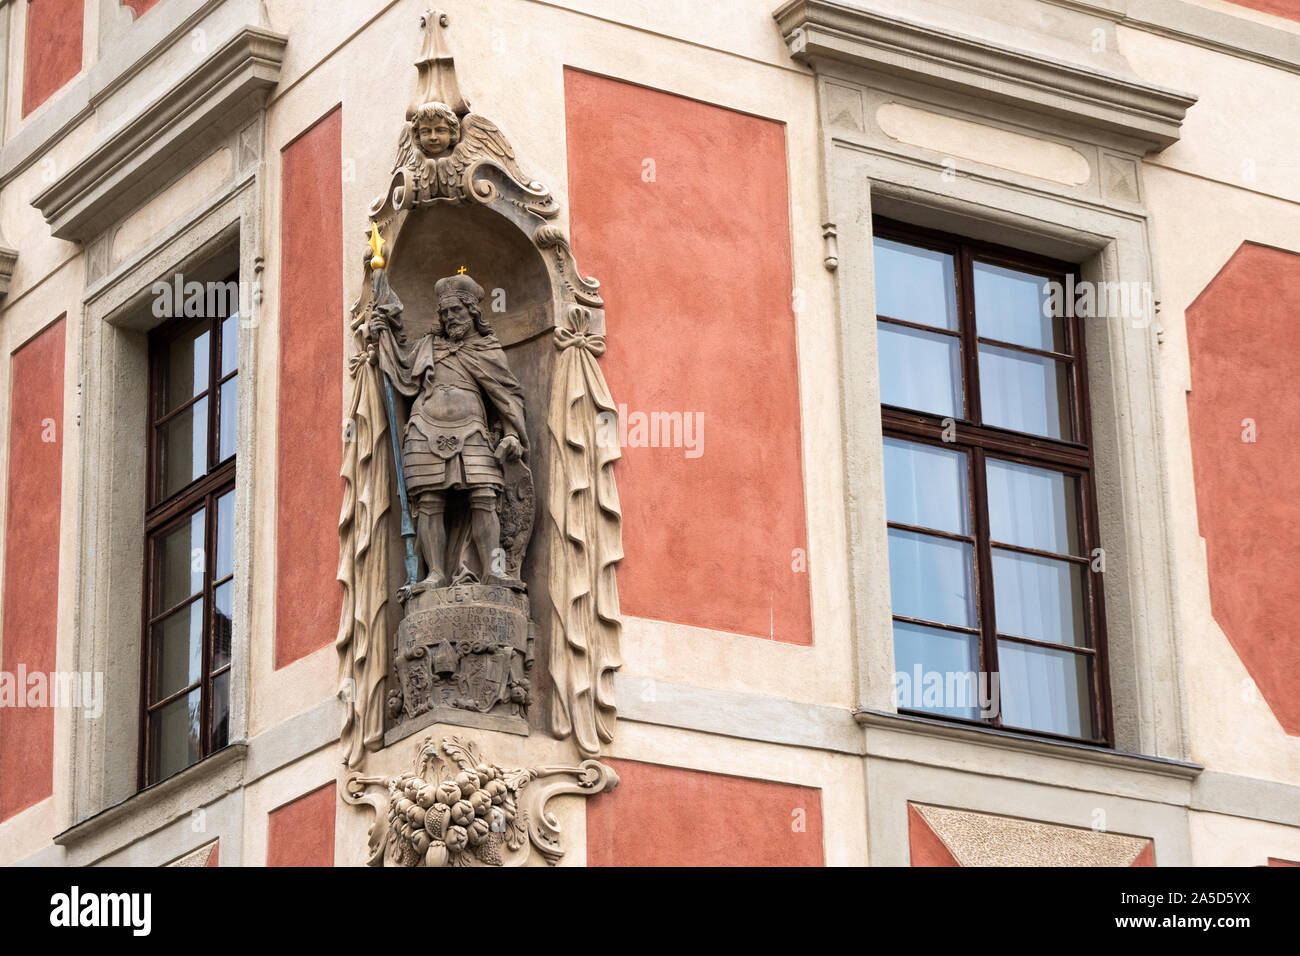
{"left": 54, "top": 742, "right": 247, "bottom": 855}
{"left": 855, "top": 708, "right": 1201, "bottom": 781}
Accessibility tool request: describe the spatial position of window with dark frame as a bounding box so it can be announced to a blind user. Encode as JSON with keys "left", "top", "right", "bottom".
{"left": 873, "top": 219, "right": 1110, "bottom": 745}
{"left": 141, "top": 276, "right": 239, "bottom": 787}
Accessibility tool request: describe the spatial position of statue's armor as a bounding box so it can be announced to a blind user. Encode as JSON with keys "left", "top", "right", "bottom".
{"left": 402, "top": 346, "right": 503, "bottom": 494}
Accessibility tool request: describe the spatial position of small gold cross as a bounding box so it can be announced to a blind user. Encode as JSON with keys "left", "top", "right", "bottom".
{"left": 457, "top": 265, "right": 468, "bottom": 275}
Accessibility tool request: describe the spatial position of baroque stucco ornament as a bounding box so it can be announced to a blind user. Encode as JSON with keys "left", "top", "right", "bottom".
{"left": 337, "top": 9, "right": 623, "bottom": 768}
{"left": 342, "top": 736, "right": 619, "bottom": 867}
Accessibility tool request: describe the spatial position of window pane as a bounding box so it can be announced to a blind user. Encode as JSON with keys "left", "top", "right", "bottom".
{"left": 873, "top": 238, "right": 957, "bottom": 330}
{"left": 878, "top": 321, "right": 962, "bottom": 418}
{"left": 882, "top": 439, "right": 969, "bottom": 535}
{"left": 154, "top": 511, "right": 206, "bottom": 612}
{"left": 978, "top": 343, "right": 1072, "bottom": 439}
{"left": 149, "top": 689, "right": 202, "bottom": 782}
{"left": 218, "top": 378, "right": 237, "bottom": 462}
{"left": 163, "top": 324, "right": 210, "bottom": 416}
{"left": 213, "top": 581, "right": 233, "bottom": 671}
{"left": 221, "top": 314, "right": 238, "bottom": 377}
{"left": 986, "top": 460, "right": 1081, "bottom": 555}
{"left": 973, "top": 262, "right": 1065, "bottom": 352}
{"left": 215, "top": 490, "right": 234, "bottom": 580}
{"left": 150, "top": 601, "right": 203, "bottom": 703}
{"left": 888, "top": 528, "right": 976, "bottom": 628}
{"left": 158, "top": 396, "right": 209, "bottom": 498}
{"left": 893, "top": 621, "right": 982, "bottom": 719}
{"left": 211, "top": 671, "right": 230, "bottom": 752}
{"left": 992, "top": 548, "right": 1086, "bottom": 646}
{"left": 997, "top": 640, "right": 1094, "bottom": 738}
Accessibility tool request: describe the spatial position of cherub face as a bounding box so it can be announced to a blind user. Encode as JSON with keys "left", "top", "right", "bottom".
{"left": 416, "top": 119, "right": 455, "bottom": 157}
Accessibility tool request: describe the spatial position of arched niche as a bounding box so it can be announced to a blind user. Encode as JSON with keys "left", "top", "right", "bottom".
{"left": 385, "top": 200, "right": 553, "bottom": 349}
{"left": 363, "top": 193, "right": 581, "bottom": 746}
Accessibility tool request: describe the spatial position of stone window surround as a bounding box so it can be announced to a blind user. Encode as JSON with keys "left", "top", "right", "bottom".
{"left": 68, "top": 168, "right": 261, "bottom": 825}
{"left": 775, "top": 0, "right": 1197, "bottom": 762}
{"left": 831, "top": 141, "right": 1189, "bottom": 761}
{"left": 19, "top": 11, "right": 286, "bottom": 825}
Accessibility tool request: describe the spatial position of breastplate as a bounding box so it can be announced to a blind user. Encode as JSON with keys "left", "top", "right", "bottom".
{"left": 416, "top": 376, "right": 485, "bottom": 425}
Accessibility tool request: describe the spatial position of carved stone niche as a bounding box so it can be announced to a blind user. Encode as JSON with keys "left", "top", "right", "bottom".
{"left": 374, "top": 199, "right": 561, "bottom": 745}
{"left": 338, "top": 9, "right": 623, "bottom": 769}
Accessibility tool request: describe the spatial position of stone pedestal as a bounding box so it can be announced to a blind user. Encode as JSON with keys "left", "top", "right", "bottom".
{"left": 385, "top": 583, "right": 533, "bottom": 744}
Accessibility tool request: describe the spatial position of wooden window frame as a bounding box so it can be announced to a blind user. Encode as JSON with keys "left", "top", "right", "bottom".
{"left": 875, "top": 217, "right": 1113, "bottom": 747}
{"left": 138, "top": 283, "right": 238, "bottom": 788}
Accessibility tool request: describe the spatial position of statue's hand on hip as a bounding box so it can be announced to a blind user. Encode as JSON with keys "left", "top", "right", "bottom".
{"left": 495, "top": 435, "right": 523, "bottom": 463}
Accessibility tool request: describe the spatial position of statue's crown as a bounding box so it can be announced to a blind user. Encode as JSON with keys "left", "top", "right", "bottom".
{"left": 434, "top": 273, "right": 484, "bottom": 304}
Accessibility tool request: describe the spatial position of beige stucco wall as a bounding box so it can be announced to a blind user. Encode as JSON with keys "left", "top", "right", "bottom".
{"left": 0, "top": 0, "right": 1296, "bottom": 867}
{"left": 1122, "top": 28, "right": 1300, "bottom": 784}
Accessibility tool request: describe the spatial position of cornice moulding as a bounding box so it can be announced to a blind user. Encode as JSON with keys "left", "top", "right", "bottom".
{"left": 773, "top": 0, "right": 1197, "bottom": 153}
{"left": 32, "top": 26, "right": 287, "bottom": 243}
{"left": 1046, "top": 0, "right": 1300, "bottom": 76}
{"left": 0, "top": 0, "right": 233, "bottom": 189}
{"left": 52, "top": 743, "right": 248, "bottom": 855}
{"left": 0, "top": 244, "right": 17, "bottom": 297}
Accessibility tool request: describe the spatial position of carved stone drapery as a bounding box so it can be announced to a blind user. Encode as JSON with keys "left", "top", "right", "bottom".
{"left": 337, "top": 8, "right": 623, "bottom": 766}
{"left": 338, "top": 351, "right": 396, "bottom": 766}
{"left": 547, "top": 307, "right": 623, "bottom": 756}
{"left": 341, "top": 736, "right": 618, "bottom": 867}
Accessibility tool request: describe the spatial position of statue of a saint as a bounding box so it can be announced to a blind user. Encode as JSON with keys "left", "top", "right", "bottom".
{"left": 368, "top": 272, "right": 528, "bottom": 589}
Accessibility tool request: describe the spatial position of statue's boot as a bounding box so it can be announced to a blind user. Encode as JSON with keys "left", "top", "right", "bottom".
{"left": 417, "top": 496, "right": 449, "bottom": 590}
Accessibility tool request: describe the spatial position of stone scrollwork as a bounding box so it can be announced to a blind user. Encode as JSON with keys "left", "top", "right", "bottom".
{"left": 341, "top": 736, "right": 619, "bottom": 867}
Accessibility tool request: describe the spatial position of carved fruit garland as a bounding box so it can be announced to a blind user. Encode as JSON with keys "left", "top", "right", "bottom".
{"left": 342, "top": 736, "right": 619, "bottom": 867}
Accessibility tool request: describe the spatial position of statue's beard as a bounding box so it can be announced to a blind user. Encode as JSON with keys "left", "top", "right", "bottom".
{"left": 445, "top": 318, "right": 471, "bottom": 340}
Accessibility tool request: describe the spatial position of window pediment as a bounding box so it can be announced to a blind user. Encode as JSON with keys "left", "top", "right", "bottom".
{"left": 31, "top": 26, "right": 286, "bottom": 244}
{"left": 773, "top": 0, "right": 1196, "bottom": 153}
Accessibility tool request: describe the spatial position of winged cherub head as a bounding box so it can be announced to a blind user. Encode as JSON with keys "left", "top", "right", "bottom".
{"left": 411, "top": 101, "right": 461, "bottom": 158}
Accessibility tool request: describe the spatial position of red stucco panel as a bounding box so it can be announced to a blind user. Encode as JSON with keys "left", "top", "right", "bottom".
{"left": 0, "top": 318, "right": 65, "bottom": 822}
{"left": 267, "top": 783, "right": 335, "bottom": 866}
{"left": 1223, "top": 0, "right": 1300, "bottom": 22}
{"left": 563, "top": 71, "right": 812, "bottom": 645}
{"left": 907, "top": 804, "right": 961, "bottom": 866}
{"left": 22, "top": 0, "right": 84, "bottom": 117}
{"left": 122, "top": 0, "right": 164, "bottom": 18}
{"left": 586, "top": 758, "right": 824, "bottom": 866}
{"left": 1185, "top": 242, "right": 1300, "bottom": 735}
{"left": 276, "top": 108, "right": 345, "bottom": 669}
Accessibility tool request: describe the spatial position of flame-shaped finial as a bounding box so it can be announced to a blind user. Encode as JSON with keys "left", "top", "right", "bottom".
{"left": 410, "top": 8, "right": 469, "bottom": 120}
{"left": 367, "top": 222, "right": 386, "bottom": 270}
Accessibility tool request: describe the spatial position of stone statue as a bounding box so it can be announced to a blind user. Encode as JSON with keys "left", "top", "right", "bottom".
{"left": 364, "top": 269, "right": 536, "bottom": 735}
{"left": 367, "top": 271, "right": 527, "bottom": 589}
{"left": 337, "top": 8, "right": 622, "bottom": 766}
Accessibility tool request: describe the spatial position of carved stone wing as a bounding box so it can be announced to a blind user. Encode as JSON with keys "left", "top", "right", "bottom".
{"left": 450, "top": 113, "right": 532, "bottom": 187}
{"left": 392, "top": 123, "right": 417, "bottom": 176}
